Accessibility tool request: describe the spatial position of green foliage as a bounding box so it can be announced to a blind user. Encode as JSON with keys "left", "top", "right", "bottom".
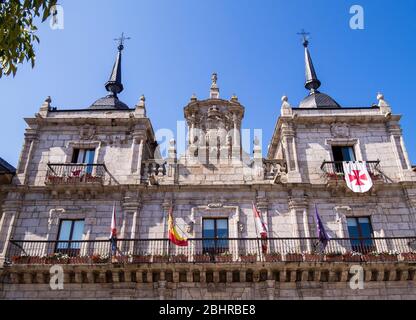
{"left": 0, "top": 0, "right": 58, "bottom": 78}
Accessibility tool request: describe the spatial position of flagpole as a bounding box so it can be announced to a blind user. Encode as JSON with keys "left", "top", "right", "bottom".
{"left": 167, "top": 207, "right": 171, "bottom": 262}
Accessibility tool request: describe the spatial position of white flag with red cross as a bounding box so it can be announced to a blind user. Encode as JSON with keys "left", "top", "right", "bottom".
{"left": 343, "top": 161, "right": 373, "bottom": 193}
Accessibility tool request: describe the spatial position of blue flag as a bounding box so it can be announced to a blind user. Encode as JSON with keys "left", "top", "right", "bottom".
{"left": 315, "top": 204, "right": 330, "bottom": 251}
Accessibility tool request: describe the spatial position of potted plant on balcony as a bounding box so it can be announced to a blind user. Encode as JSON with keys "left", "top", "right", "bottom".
{"left": 131, "top": 253, "right": 152, "bottom": 264}
{"left": 68, "top": 256, "right": 90, "bottom": 265}
{"left": 11, "top": 255, "right": 30, "bottom": 265}
{"left": 303, "top": 252, "right": 323, "bottom": 262}
{"left": 91, "top": 254, "right": 109, "bottom": 264}
{"left": 171, "top": 254, "right": 188, "bottom": 263}
{"left": 284, "top": 252, "right": 303, "bottom": 262}
{"left": 343, "top": 251, "right": 362, "bottom": 263}
{"left": 379, "top": 251, "right": 399, "bottom": 262}
{"left": 401, "top": 252, "right": 416, "bottom": 262}
{"left": 264, "top": 252, "right": 282, "bottom": 263}
{"left": 44, "top": 253, "right": 70, "bottom": 264}
{"left": 193, "top": 253, "right": 211, "bottom": 263}
{"left": 47, "top": 175, "right": 65, "bottom": 184}
{"left": 152, "top": 254, "right": 170, "bottom": 263}
{"left": 361, "top": 251, "right": 381, "bottom": 263}
{"left": 215, "top": 252, "right": 233, "bottom": 263}
{"left": 240, "top": 253, "right": 257, "bottom": 263}
{"left": 325, "top": 252, "right": 344, "bottom": 262}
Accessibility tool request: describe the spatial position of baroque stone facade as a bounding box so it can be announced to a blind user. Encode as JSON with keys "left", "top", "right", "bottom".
{"left": 0, "top": 41, "right": 415, "bottom": 300}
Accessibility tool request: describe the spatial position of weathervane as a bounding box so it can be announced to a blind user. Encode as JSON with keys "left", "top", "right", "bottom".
{"left": 297, "top": 29, "right": 310, "bottom": 47}
{"left": 114, "top": 32, "right": 131, "bottom": 51}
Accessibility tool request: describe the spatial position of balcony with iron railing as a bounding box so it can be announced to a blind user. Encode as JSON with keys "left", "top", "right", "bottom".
{"left": 321, "top": 161, "right": 382, "bottom": 182}
{"left": 45, "top": 163, "right": 111, "bottom": 186}
{"left": 6, "top": 237, "right": 416, "bottom": 266}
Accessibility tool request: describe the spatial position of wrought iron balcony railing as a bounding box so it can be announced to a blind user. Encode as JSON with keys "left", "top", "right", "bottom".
{"left": 7, "top": 237, "right": 416, "bottom": 265}
{"left": 45, "top": 163, "right": 109, "bottom": 185}
{"left": 321, "top": 161, "right": 381, "bottom": 180}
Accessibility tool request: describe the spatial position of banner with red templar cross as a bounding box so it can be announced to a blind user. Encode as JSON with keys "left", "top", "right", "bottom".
{"left": 342, "top": 161, "right": 373, "bottom": 193}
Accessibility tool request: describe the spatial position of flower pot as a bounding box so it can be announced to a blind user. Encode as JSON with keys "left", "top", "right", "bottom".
{"left": 215, "top": 255, "right": 233, "bottom": 263}
{"left": 325, "top": 255, "right": 344, "bottom": 262}
{"left": 91, "top": 256, "right": 109, "bottom": 264}
{"left": 240, "top": 255, "right": 257, "bottom": 263}
{"left": 401, "top": 253, "right": 416, "bottom": 262}
{"left": 380, "top": 254, "right": 398, "bottom": 262}
{"left": 362, "top": 254, "right": 381, "bottom": 263}
{"left": 132, "top": 256, "right": 151, "bottom": 264}
{"left": 171, "top": 255, "right": 188, "bottom": 263}
{"left": 285, "top": 253, "right": 303, "bottom": 262}
{"left": 153, "top": 256, "right": 169, "bottom": 263}
{"left": 303, "top": 254, "right": 323, "bottom": 262}
{"left": 264, "top": 254, "right": 282, "bottom": 263}
{"left": 68, "top": 257, "right": 90, "bottom": 265}
{"left": 115, "top": 256, "right": 129, "bottom": 264}
{"left": 12, "top": 256, "right": 29, "bottom": 264}
{"left": 28, "top": 256, "right": 46, "bottom": 265}
{"left": 193, "top": 255, "right": 211, "bottom": 263}
{"left": 343, "top": 254, "right": 362, "bottom": 263}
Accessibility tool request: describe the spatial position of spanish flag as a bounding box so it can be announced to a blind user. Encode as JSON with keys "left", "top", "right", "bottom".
{"left": 168, "top": 207, "right": 188, "bottom": 247}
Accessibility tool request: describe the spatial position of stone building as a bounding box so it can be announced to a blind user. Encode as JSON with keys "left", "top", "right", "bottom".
{"left": 0, "top": 38, "right": 416, "bottom": 300}
{"left": 0, "top": 158, "right": 15, "bottom": 226}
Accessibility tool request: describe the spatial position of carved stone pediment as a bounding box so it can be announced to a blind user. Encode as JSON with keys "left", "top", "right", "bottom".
{"left": 331, "top": 123, "right": 350, "bottom": 138}
{"left": 80, "top": 125, "right": 96, "bottom": 140}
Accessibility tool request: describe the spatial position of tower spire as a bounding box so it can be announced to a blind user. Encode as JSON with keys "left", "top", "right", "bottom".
{"left": 297, "top": 29, "right": 321, "bottom": 94}
{"left": 105, "top": 33, "right": 131, "bottom": 97}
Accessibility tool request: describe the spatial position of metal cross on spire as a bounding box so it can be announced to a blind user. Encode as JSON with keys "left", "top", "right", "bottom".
{"left": 114, "top": 32, "right": 131, "bottom": 51}
{"left": 297, "top": 29, "right": 310, "bottom": 47}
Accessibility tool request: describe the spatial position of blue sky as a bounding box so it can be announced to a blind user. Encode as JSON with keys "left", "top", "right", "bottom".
{"left": 1, "top": 0, "right": 415, "bottom": 166}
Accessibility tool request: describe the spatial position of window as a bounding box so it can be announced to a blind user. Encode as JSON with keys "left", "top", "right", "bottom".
{"left": 202, "top": 218, "right": 229, "bottom": 254}
{"left": 347, "top": 217, "right": 374, "bottom": 253}
{"left": 71, "top": 148, "right": 96, "bottom": 175}
{"left": 72, "top": 149, "right": 96, "bottom": 164}
{"left": 56, "top": 220, "right": 85, "bottom": 254}
{"left": 332, "top": 146, "right": 356, "bottom": 162}
{"left": 332, "top": 146, "right": 356, "bottom": 173}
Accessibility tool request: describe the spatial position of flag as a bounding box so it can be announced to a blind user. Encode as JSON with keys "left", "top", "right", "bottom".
{"left": 315, "top": 204, "right": 329, "bottom": 251}
{"left": 253, "top": 202, "right": 268, "bottom": 253}
{"left": 168, "top": 207, "right": 188, "bottom": 247}
{"left": 253, "top": 202, "right": 268, "bottom": 237}
{"left": 343, "top": 161, "right": 373, "bottom": 193}
{"left": 110, "top": 202, "right": 118, "bottom": 253}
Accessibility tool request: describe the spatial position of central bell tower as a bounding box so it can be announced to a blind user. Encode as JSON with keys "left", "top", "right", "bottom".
{"left": 183, "top": 74, "right": 245, "bottom": 165}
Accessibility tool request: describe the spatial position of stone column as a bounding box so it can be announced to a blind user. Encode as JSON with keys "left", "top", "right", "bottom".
{"left": 0, "top": 200, "right": 22, "bottom": 267}
{"left": 17, "top": 130, "right": 38, "bottom": 185}
{"left": 288, "top": 195, "right": 309, "bottom": 253}
{"left": 281, "top": 122, "right": 301, "bottom": 183}
{"left": 253, "top": 137, "right": 264, "bottom": 181}
{"left": 166, "top": 139, "right": 177, "bottom": 183}
{"left": 232, "top": 113, "right": 241, "bottom": 163}
{"left": 122, "top": 196, "right": 142, "bottom": 255}
{"left": 387, "top": 121, "right": 412, "bottom": 180}
{"left": 131, "top": 133, "right": 146, "bottom": 183}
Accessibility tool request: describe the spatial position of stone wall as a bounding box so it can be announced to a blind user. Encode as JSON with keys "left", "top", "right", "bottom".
{"left": 3, "top": 185, "right": 415, "bottom": 244}
{"left": 1, "top": 263, "right": 415, "bottom": 300}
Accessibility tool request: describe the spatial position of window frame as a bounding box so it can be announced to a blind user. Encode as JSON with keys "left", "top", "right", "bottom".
{"left": 202, "top": 218, "right": 229, "bottom": 255}
{"left": 347, "top": 216, "right": 375, "bottom": 253}
{"left": 56, "top": 219, "right": 85, "bottom": 254}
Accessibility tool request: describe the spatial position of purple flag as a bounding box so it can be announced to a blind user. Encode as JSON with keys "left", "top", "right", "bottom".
{"left": 315, "top": 204, "right": 330, "bottom": 250}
